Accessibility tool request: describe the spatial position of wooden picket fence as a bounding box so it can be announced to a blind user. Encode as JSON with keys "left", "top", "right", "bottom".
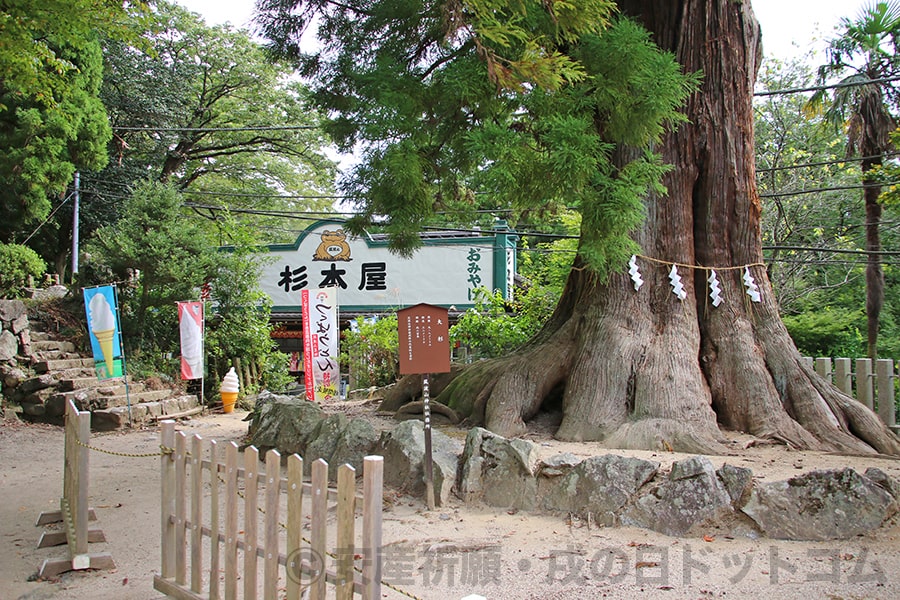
{"left": 35, "top": 398, "right": 115, "bottom": 577}
{"left": 154, "top": 421, "right": 383, "bottom": 600}
{"left": 804, "top": 356, "right": 897, "bottom": 429}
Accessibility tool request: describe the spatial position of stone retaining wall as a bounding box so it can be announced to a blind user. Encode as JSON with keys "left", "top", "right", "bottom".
{"left": 249, "top": 392, "right": 900, "bottom": 541}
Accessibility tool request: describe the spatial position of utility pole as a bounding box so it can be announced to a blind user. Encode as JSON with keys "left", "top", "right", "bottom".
{"left": 71, "top": 171, "right": 80, "bottom": 283}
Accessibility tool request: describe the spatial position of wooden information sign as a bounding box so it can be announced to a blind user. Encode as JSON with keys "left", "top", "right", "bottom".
{"left": 397, "top": 303, "right": 450, "bottom": 510}
{"left": 398, "top": 303, "right": 451, "bottom": 375}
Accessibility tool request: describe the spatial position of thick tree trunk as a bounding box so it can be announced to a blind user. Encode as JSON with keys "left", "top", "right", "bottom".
{"left": 438, "top": 0, "right": 900, "bottom": 455}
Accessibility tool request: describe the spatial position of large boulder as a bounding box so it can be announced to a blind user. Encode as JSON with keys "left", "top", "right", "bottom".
{"left": 248, "top": 393, "right": 326, "bottom": 456}
{"left": 0, "top": 330, "right": 18, "bottom": 361}
{"left": 543, "top": 454, "right": 659, "bottom": 525}
{"left": 620, "top": 456, "right": 733, "bottom": 536}
{"left": 329, "top": 417, "right": 380, "bottom": 477}
{"left": 376, "top": 420, "right": 461, "bottom": 506}
{"left": 0, "top": 299, "right": 27, "bottom": 324}
{"left": 716, "top": 463, "right": 754, "bottom": 508}
{"left": 741, "top": 468, "right": 898, "bottom": 540}
{"left": 457, "top": 427, "right": 543, "bottom": 510}
{"left": 0, "top": 365, "right": 27, "bottom": 390}
{"left": 305, "top": 413, "right": 349, "bottom": 472}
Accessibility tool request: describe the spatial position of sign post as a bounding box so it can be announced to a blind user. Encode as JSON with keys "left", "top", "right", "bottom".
{"left": 397, "top": 304, "right": 451, "bottom": 510}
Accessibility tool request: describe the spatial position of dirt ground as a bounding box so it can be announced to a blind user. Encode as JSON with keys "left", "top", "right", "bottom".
{"left": 2, "top": 402, "right": 900, "bottom": 600}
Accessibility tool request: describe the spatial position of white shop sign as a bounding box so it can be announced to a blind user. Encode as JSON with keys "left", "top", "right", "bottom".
{"left": 256, "top": 220, "right": 517, "bottom": 313}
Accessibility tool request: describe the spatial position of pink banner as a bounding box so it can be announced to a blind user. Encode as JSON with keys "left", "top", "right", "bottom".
{"left": 301, "top": 288, "right": 339, "bottom": 402}
{"left": 178, "top": 302, "right": 204, "bottom": 380}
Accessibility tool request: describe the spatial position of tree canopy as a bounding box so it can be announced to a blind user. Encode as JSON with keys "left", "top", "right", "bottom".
{"left": 0, "top": 0, "right": 140, "bottom": 243}
{"left": 92, "top": 1, "right": 338, "bottom": 242}
{"left": 256, "top": 0, "right": 697, "bottom": 272}
{"left": 808, "top": 0, "right": 900, "bottom": 359}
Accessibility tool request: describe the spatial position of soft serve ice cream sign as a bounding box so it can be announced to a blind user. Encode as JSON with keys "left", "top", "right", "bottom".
{"left": 83, "top": 285, "right": 124, "bottom": 380}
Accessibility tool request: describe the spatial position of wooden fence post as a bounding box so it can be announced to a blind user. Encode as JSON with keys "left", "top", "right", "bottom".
{"left": 856, "top": 358, "right": 875, "bottom": 411}
{"left": 286, "top": 454, "right": 304, "bottom": 600}
{"left": 209, "top": 440, "right": 221, "bottom": 600}
{"left": 191, "top": 434, "right": 204, "bottom": 594}
{"left": 363, "top": 455, "right": 383, "bottom": 600}
{"left": 225, "top": 442, "right": 239, "bottom": 600}
{"left": 244, "top": 446, "right": 260, "bottom": 600}
{"left": 264, "top": 450, "right": 281, "bottom": 600}
{"left": 876, "top": 359, "right": 896, "bottom": 428}
{"left": 310, "top": 458, "right": 329, "bottom": 600}
{"left": 175, "top": 432, "right": 188, "bottom": 586}
{"left": 160, "top": 420, "right": 176, "bottom": 580}
{"left": 336, "top": 464, "right": 357, "bottom": 600}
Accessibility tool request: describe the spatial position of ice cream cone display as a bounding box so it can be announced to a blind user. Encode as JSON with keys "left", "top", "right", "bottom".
{"left": 221, "top": 367, "right": 239, "bottom": 413}
{"left": 94, "top": 328, "right": 116, "bottom": 377}
{"left": 89, "top": 293, "right": 118, "bottom": 378}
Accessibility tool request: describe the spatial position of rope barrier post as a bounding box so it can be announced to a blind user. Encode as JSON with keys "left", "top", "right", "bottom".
{"left": 35, "top": 399, "right": 114, "bottom": 577}
{"left": 72, "top": 403, "right": 90, "bottom": 558}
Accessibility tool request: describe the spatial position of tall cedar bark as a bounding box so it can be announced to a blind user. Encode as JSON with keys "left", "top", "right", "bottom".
{"left": 439, "top": 0, "right": 900, "bottom": 455}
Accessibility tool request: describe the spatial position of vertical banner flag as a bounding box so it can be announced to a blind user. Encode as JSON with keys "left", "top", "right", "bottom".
{"left": 178, "top": 301, "right": 204, "bottom": 380}
{"left": 83, "top": 285, "right": 124, "bottom": 380}
{"left": 301, "top": 287, "right": 339, "bottom": 402}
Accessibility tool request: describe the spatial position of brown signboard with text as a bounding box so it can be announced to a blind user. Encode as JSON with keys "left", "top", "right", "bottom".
{"left": 398, "top": 303, "right": 451, "bottom": 374}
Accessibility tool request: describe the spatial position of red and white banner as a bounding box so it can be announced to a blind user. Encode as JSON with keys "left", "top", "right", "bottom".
{"left": 301, "top": 288, "right": 339, "bottom": 402}
{"left": 178, "top": 301, "right": 204, "bottom": 380}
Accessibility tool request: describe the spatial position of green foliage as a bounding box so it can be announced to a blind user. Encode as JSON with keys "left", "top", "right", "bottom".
{"left": 450, "top": 287, "right": 547, "bottom": 359}
{"left": 341, "top": 316, "right": 400, "bottom": 388}
{"left": 83, "top": 180, "right": 289, "bottom": 391}
{"left": 0, "top": 243, "right": 47, "bottom": 297}
{"left": 0, "top": 30, "right": 112, "bottom": 244}
{"left": 756, "top": 53, "right": 900, "bottom": 360}
{"left": 783, "top": 308, "right": 866, "bottom": 358}
{"left": 88, "top": 1, "right": 337, "bottom": 246}
{"left": 257, "top": 1, "right": 697, "bottom": 277}
{"left": 0, "top": 0, "right": 140, "bottom": 109}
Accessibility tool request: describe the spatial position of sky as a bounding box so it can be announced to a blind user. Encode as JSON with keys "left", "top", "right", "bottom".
{"left": 175, "top": 0, "right": 873, "bottom": 63}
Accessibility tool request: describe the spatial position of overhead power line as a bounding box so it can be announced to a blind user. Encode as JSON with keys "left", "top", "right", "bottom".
{"left": 112, "top": 125, "right": 321, "bottom": 133}
{"left": 759, "top": 180, "right": 900, "bottom": 199}
{"left": 762, "top": 245, "right": 900, "bottom": 257}
{"left": 754, "top": 75, "right": 900, "bottom": 97}
{"left": 756, "top": 152, "right": 900, "bottom": 174}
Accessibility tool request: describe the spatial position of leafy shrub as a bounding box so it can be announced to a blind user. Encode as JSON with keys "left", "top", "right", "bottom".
{"left": 450, "top": 287, "right": 547, "bottom": 359}
{"left": 783, "top": 307, "right": 866, "bottom": 358}
{"left": 341, "top": 315, "right": 399, "bottom": 389}
{"left": 0, "top": 243, "right": 46, "bottom": 297}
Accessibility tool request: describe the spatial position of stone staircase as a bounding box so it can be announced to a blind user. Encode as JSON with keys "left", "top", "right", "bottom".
{"left": 16, "top": 330, "right": 202, "bottom": 431}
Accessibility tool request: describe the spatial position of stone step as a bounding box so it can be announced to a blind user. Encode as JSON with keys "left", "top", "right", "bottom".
{"left": 42, "top": 387, "right": 170, "bottom": 417}
{"left": 29, "top": 330, "right": 53, "bottom": 342}
{"left": 29, "top": 349, "right": 87, "bottom": 362}
{"left": 57, "top": 376, "right": 134, "bottom": 392}
{"left": 30, "top": 339, "right": 77, "bottom": 353}
{"left": 33, "top": 357, "right": 95, "bottom": 373}
{"left": 92, "top": 395, "right": 202, "bottom": 431}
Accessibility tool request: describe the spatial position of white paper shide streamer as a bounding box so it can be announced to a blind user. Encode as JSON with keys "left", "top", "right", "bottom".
{"left": 708, "top": 269, "right": 723, "bottom": 307}
{"left": 743, "top": 266, "right": 761, "bottom": 303}
{"left": 628, "top": 255, "right": 643, "bottom": 291}
{"left": 668, "top": 264, "right": 687, "bottom": 300}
